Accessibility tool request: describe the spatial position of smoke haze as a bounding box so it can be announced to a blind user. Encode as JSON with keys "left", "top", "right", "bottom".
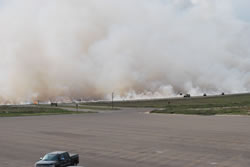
{"left": 0, "top": 0, "right": 250, "bottom": 103}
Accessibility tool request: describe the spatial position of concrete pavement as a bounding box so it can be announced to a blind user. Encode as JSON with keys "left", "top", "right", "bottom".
{"left": 0, "top": 108, "right": 250, "bottom": 167}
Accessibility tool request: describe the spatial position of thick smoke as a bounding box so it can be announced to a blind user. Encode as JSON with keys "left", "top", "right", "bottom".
{"left": 0, "top": 0, "right": 250, "bottom": 103}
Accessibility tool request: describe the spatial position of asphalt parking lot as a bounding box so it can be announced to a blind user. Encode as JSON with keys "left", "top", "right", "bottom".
{"left": 0, "top": 108, "right": 250, "bottom": 167}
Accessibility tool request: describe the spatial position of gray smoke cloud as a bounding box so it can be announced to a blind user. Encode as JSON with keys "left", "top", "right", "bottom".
{"left": 0, "top": 0, "right": 250, "bottom": 103}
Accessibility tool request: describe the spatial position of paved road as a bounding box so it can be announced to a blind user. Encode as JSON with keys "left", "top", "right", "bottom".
{"left": 0, "top": 108, "right": 250, "bottom": 167}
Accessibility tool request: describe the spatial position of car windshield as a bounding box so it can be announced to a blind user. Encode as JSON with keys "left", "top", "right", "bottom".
{"left": 42, "top": 154, "right": 58, "bottom": 161}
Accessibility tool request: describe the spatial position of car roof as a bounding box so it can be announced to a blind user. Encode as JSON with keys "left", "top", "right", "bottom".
{"left": 48, "top": 151, "right": 67, "bottom": 154}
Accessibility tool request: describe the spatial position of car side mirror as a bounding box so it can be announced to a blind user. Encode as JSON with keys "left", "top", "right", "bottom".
{"left": 40, "top": 157, "right": 42, "bottom": 160}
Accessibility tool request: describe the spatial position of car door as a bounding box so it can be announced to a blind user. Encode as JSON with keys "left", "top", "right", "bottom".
{"left": 59, "top": 154, "right": 67, "bottom": 167}
{"left": 63, "top": 152, "right": 72, "bottom": 166}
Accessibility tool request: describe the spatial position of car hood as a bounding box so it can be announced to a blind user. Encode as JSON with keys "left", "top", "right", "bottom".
{"left": 36, "top": 160, "right": 57, "bottom": 165}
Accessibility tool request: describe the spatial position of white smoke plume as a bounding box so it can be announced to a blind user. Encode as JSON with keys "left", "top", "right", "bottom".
{"left": 0, "top": 0, "right": 250, "bottom": 103}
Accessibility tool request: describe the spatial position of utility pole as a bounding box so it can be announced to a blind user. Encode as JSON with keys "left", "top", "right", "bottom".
{"left": 76, "top": 103, "right": 79, "bottom": 112}
{"left": 112, "top": 92, "right": 114, "bottom": 109}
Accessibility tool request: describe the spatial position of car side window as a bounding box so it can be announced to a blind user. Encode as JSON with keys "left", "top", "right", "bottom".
{"left": 60, "top": 154, "right": 65, "bottom": 161}
{"left": 63, "top": 153, "right": 70, "bottom": 160}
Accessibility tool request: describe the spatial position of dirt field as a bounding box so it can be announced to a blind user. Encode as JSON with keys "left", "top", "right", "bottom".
{"left": 0, "top": 108, "right": 250, "bottom": 167}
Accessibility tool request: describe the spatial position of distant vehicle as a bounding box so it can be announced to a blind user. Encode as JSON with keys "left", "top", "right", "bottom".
{"left": 203, "top": 93, "right": 207, "bottom": 97}
{"left": 184, "top": 94, "right": 191, "bottom": 98}
{"left": 221, "top": 92, "right": 225, "bottom": 95}
{"left": 51, "top": 103, "right": 58, "bottom": 107}
{"left": 35, "top": 151, "right": 79, "bottom": 167}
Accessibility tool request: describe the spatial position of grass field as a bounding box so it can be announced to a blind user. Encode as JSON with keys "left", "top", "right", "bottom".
{"left": 0, "top": 105, "right": 93, "bottom": 117}
{"left": 1, "top": 93, "right": 250, "bottom": 116}
{"left": 86, "top": 93, "right": 250, "bottom": 115}
{"left": 59, "top": 104, "right": 120, "bottom": 110}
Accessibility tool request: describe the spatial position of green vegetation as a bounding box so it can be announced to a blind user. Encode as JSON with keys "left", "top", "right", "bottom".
{"left": 0, "top": 106, "right": 94, "bottom": 117}
{"left": 86, "top": 93, "right": 250, "bottom": 116}
{"left": 60, "top": 104, "right": 120, "bottom": 110}
{"left": 151, "top": 106, "right": 250, "bottom": 115}
{"left": 1, "top": 93, "right": 250, "bottom": 116}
